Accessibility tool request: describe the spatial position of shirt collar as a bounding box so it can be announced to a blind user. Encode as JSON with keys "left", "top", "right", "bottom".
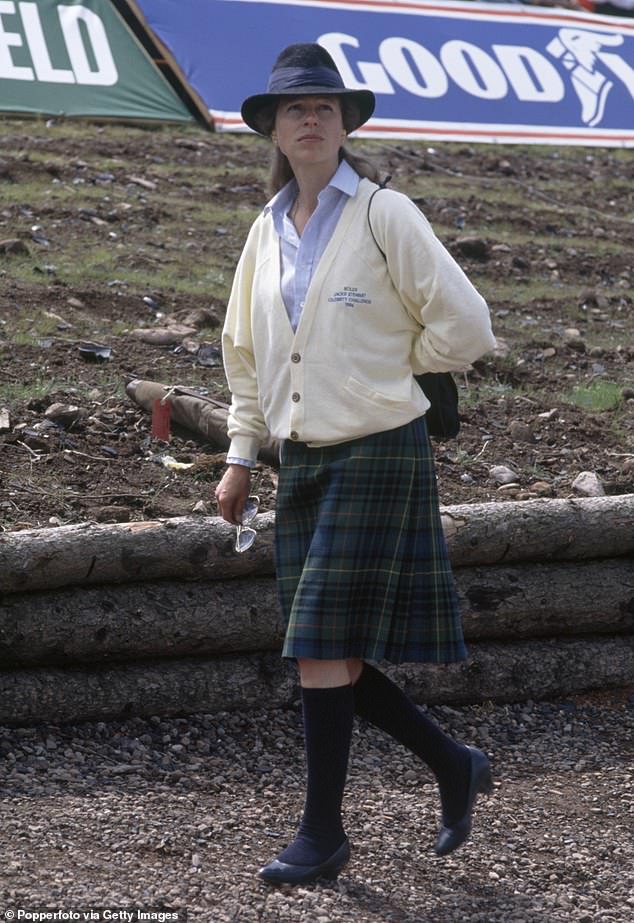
{"left": 265, "top": 159, "right": 360, "bottom": 222}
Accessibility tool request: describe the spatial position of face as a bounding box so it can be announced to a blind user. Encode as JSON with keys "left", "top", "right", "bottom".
{"left": 273, "top": 95, "right": 345, "bottom": 171}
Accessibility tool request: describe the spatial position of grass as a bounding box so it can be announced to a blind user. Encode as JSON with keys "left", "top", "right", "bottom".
{"left": 0, "top": 377, "right": 71, "bottom": 403}
{"left": 565, "top": 381, "right": 623, "bottom": 413}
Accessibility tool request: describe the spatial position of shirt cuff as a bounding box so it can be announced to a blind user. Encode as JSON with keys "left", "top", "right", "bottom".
{"left": 226, "top": 456, "right": 256, "bottom": 468}
{"left": 227, "top": 434, "right": 261, "bottom": 466}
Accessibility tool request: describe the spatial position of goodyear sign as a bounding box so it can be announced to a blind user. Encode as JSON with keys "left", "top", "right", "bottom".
{"left": 137, "top": 0, "right": 634, "bottom": 145}
{"left": 0, "top": 0, "right": 193, "bottom": 121}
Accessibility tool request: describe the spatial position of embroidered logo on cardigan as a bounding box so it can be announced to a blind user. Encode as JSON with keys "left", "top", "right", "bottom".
{"left": 328, "top": 286, "right": 371, "bottom": 309}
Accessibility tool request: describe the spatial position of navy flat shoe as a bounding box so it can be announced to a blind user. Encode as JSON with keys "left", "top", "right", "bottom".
{"left": 257, "top": 837, "right": 350, "bottom": 885}
{"left": 434, "top": 746, "right": 493, "bottom": 857}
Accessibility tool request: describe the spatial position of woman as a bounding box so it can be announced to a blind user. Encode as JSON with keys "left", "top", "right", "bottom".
{"left": 215, "top": 42, "right": 496, "bottom": 886}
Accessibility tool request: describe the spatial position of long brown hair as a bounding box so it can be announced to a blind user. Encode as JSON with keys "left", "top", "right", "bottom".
{"left": 258, "top": 96, "right": 381, "bottom": 195}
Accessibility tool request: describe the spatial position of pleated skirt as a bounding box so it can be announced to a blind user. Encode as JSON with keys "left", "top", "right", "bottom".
{"left": 274, "top": 417, "right": 466, "bottom": 664}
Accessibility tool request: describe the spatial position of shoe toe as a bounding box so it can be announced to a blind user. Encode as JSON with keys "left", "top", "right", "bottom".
{"left": 257, "top": 838, "right": 350, "bottom": 885}
{"left": 434, "top": 747, "right": 492, "bottom": 857}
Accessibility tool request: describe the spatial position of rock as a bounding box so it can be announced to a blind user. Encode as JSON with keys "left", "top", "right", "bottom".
{"left": 512, "top": 255, "right": 530, "bottom": 270}
{"left": 179, "top": 307, "right": 222, "bottom": 329}
{"left": 0, "top": 407, "right": 10, "bottom": 433}
{"left": 44, "top": 403, "right": 83, "bottom": 428}
{"left": 566, "top": 337, "right": 587, "bottom": 354}
{"left": 131, "top": 325, "right": 197, "bottom": 345}
{"left": 127, "top": 174, "right": 158, "bottom": 191}
{"left": 541, "top": 347, "right": 557, "bottom": 359}
{"left": 572, "top": 471, "right": 605, "bottom": 497}
{"left": 43, "top": 310, "right": 73, "bottom": 330}
{"left": 0, "top": 238, "right": 30, "bottom": 256}
{"left": 528, "top": 481, "right": 553, "bottom": 497}
{"left": 489, "top": 465, "right": 518, "bottom": 485}
{"left": 509, "top": 420, "right": 534, "bottom": 443}
{"left": 455, "top": 236, "right": 490, "bottom": 260}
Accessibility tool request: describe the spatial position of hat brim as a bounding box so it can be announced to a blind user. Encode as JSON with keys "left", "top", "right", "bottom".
{"left": 241, "top": 87, "right": 375, "bottom": 136}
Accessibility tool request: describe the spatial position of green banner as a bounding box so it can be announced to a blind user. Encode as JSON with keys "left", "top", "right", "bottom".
{"left": 0, "top": 0, "right": 193, "bottom": 122}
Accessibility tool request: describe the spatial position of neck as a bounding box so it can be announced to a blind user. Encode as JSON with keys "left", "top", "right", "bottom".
{"left": 292, "top": 160, "right": 340, "bottom": 213}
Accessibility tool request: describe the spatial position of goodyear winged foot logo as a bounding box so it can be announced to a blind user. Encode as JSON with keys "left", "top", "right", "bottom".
{"left": 547, "top": 28, "right": 633, "bottom": 128}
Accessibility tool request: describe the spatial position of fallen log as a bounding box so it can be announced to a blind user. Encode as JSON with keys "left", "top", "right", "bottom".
{"left": 0, "top": 652, "right": 296, "bottom": 726}
{"left": 125, "top": 378, "right": 282, "bottom": 468}
{"left": 1, "top": 560, "right": 632, "bottom": 666}
{"left": 0, "top": 636, "right": 632, "bottom": 726}
{"left": 385, "top": 635, "right": 634, "bottom": 707}
{"left": 1, "top": 496, "right": 633, "bottom": 594}
{"left": 440, "top": 494, "right": 634, "bottom": 566}
{"left": 0, "top": 512, "right": 277, "bottom": 594}
{"left": 0, "top": 578, "right": 286, "bottom": 665}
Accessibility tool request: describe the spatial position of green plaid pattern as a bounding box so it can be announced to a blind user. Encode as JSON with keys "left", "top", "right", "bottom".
{"left": 275, "top": 418, "right": 466, "bottom": 664}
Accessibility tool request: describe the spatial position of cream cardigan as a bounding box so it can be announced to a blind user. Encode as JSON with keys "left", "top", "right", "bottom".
{"left": 222, "top": 177, "right": 495, "bottom": 463}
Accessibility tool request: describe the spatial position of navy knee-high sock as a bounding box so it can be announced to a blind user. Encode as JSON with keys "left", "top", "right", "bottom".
{"left": 353, "top": 663, "right": 470, "bottom": 826}
{"left": 276, "top": 684, "right": 353, "bottom": 867}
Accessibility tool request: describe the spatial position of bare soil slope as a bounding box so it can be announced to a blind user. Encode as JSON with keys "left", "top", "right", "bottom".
{"left": 1, "top": 120, "right": 633, "bottom": 526}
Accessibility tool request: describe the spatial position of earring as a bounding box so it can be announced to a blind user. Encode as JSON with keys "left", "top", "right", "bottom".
{"left": 271, "top": 131, "right": 278, "bottom": 145}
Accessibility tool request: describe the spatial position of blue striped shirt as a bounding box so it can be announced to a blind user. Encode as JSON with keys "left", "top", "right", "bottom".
{"left": 267, "top": 159, "right": 360, "bottom": 332}
{"left": 227, "top": 159, "right": 359, "bottom": 467}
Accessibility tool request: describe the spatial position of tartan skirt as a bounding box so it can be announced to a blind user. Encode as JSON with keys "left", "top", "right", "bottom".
{"left": 274, "top": 417, "right": 466, "bottom": 664}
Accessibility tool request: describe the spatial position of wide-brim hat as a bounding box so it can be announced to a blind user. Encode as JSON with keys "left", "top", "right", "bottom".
{"left": 241, "top": 43, "right": 375, "bottom": 136}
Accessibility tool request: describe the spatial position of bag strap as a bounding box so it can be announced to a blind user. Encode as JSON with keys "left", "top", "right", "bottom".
{"left": 366, "top": 175, "right": 391, "bottom": 260}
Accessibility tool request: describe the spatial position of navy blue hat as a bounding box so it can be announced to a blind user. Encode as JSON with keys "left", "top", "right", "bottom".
{"left": 241, "top": 43, "right": 375, "bottom": 136}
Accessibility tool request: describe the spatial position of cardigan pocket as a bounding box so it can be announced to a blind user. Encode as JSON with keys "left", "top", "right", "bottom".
{"left": 344, "top": 375, "right": 411, "bottom": 411}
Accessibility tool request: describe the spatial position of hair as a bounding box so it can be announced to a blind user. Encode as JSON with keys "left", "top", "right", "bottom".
{"left": 258, "top": 95, "right": 381, "bottom": 195}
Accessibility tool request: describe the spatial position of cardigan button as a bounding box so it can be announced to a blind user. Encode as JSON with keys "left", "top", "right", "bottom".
{"left": 291, "top": 352, "right": 301, "bottom": 363}
{"left": 291, "top": 392, "right": 301, "bottom": 402}
{"left": 290, "top": 431, "right": 299, "bottom": 441}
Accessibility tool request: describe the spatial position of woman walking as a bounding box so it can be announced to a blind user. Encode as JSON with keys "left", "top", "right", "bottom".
{"left": 215, "top": 42, "right": 496, "bottom": 886}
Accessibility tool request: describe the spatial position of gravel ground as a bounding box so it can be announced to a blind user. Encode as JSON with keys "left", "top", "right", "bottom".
{"left": 1, "top": 689, "right": 633, "bottom": 923}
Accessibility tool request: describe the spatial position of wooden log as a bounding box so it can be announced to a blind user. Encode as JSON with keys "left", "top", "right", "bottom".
{"left": 125, "top": 378, "right": 282, "bottom": 468}
{"left": 0, "top": 577, "right": 286, "bottom": 665}
{"left": 1, "top": 496, "right": 633, "bottom": 595}
{"left": 387, "top": 636, "right": 634, "bottom": 706}
{"left": 0, "top": 512, "right": 277, "bottom": 594}
{"left": 0, "top": 636, "right": 632, "bottom": 726}
{"left": 456, "top": 558, "right": 634, "bottom": 640}
{"left": 1, "top": 560, "right": 632, "bottom": 666}
{"left": 0, "top": 652, "right": 296, "bottom": 726}
{"left": 441, "top": 494, "right": 634, "bottom": 566}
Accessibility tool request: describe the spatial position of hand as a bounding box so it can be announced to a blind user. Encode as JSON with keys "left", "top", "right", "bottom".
{"left": 215, "top": 464, "right": 252, "bottom": 525}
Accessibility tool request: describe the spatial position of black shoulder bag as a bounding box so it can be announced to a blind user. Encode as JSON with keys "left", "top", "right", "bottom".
{"left": 367, "top": 180, "right": 460, "bottom": 441}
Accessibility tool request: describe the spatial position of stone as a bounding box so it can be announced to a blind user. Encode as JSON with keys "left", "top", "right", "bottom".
{"left": 572, "top": 471, "right": 605, "bottom": 497}
{"left": 131, "top": 325, "right": 197, "bottom": 345}
{"left": 455, "top": 236, "right": 490, "bottom": 260}
{"left": 44, "top": 403, "right": 83, "bottom": 428}
{"left": 509, "top": 420, "right": 534, "bottom": 443}
{"left": 0, "top": 238, "right": 30, "bottom": 256}
{"left": 489, "top": 465, "right": 518, "bottom": 485}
